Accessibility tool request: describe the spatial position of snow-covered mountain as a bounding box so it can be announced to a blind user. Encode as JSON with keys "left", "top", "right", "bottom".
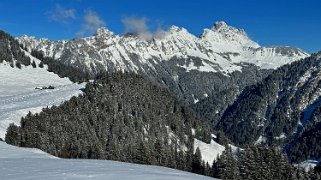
{"left": 0, "top": 141, "right": 216, "bottom": 180}
{"left": 17, "top": 21, "right": 309, "bottom": 112}
{"left": 18, "top": 21, "right": 308, "bottom": 75}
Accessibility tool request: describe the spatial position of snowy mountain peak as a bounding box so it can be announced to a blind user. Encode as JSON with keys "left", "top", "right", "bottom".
{"left": 94, "top": 27, "right": 113, "bottom": 36}
{"left": 212, "top": 21, "right": 246, "bottom": 36}
{"left": 213, "top": 21, "right": 228, "bottom": 30}
{"left": 168, "top": 25, "right": 192, "bottom": 37}
{"left": 209, "top": 21, "right": 254, "bottom": 45}
{"left": 169, "top": 25, "right": 183, "bottom": 32}
{"left": 200, "top": 21, "right": 259, "bottom": 53}
{"left": 20, "top": 34, "right": 34, "bottom": 39}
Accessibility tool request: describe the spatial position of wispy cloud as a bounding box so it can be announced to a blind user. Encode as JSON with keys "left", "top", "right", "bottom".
{"left": 47, "top": 4, "right": 76, "bottom": 24}
{"left": 122, "top": 16, "right": 152, "bottom": 40}
{"left": 77, "top": 10, "right": 106, "bottom": 37}
{"left": 122, "top": 16, "right": 167, "bottom": 41}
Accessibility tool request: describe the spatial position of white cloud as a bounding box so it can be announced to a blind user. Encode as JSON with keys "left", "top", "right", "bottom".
{"left": 77, "top": 10, "right": 106, "bottom": 37}
{"left": 122, "top": 16, "right": 152, "bottom": 40}
{"left": 122, "top": 16, "right": 167, "bottom": 41}
{"left": 47, "top": 4, "right": 76, "bottom": 24}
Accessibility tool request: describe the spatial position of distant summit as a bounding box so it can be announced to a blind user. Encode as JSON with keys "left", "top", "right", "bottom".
{"left": 94, "top": 27, "right": 114, "bottom": 36}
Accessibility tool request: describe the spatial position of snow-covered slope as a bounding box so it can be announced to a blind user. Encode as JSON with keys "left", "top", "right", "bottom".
{"left": 18, "top": 21, "right": 308, "bottom": 75}
{"left": 194, "top": 134, "right": 240, "bottom": 165}
{"left": 0, "top": 61, "right": 85, "bottom": 139}
{"left": 294, "top": 160, "right": 319, "bottom": 171}
{"left": 194, "top": 138, "right": 225, "bottom": 165}
{"left": 0, "top": 141, "right": 215, "bottom": 180}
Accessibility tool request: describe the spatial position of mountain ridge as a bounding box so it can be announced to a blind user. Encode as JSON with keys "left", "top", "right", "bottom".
{"left": 18, "top": 21, "right": 308, "bottom": 75}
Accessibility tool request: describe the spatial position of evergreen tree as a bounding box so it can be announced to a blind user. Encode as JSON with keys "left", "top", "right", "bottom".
{"left": 135, "top": 141, "right": 151, "bottom": 164}
{"left": 154, "top": 138, "right": 165, "bottom": 165}
{"left": 38, "top": 61, "right": 44, "bottom": 68}
{"left": 243, "top": 147, "right": 256, "bottom": 179}
{"left": 15, "top": 61, "right": 21, "bottom": 69}
{"left": 31, "top": 60, "right": 36, "bottom": 68}
{"left": 192, "top": 147, "right": 203, "bottom": 174}
{"left": 5, "top": 123, "right": 20, "bottom": 146}
{"left": 222, "top": 145, "right": 239, "bottom": 180}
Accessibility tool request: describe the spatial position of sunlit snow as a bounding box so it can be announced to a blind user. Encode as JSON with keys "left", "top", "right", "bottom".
{"left": 0, "top": 62, "right": 84, "bottom": 139}
{"left": 0, "top": 141, "right": 216, "bottom": 180}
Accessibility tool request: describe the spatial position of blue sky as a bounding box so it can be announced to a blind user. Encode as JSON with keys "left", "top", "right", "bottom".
{"left": 0, "top": 0, "right": 320, "bottom": 53}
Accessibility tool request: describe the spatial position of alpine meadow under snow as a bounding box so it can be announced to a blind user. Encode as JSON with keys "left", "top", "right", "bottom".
{"left": 0, "top": 61, "right": 84, "bottom": 140}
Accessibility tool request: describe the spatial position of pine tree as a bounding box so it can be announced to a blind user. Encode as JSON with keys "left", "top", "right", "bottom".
{"left": 32, "top": 60, "right": 36, "bottom": 68}
{"left": 192, "top": 147, "right": 203, "bottom": 174}
{"left": 212, "top": 156, "right": 221, "bottom": 178}
{"left": 243, "top": 146, "right": 256, "bottom": 179}
{"left": 135, "top": 141, "right": 151, "bottom": 164}
{"left": 5, "top": 123, "right": 20, "bottom": 146}
{"left": 15, "top": 61, "right": 21, "bottom": 69}
{"left": 221, "top": 145, "right": 239, "bottom": 180}
{"left": 176, "top": 150, "right": 186, "bottom": 171}
{"left": 215, "top": 154, "right": 226, "bottom": 179}
{"left": 236, "top": 148, "right": 246, "bottom": 179}
{"left": 154, "top": 138, "right": 164, "bottom": 165}
{"left": 204, "top": 162, "right": 211, "bottom": 176}
{"left": 39, "top": 61, "right": 44, "bottom": 68}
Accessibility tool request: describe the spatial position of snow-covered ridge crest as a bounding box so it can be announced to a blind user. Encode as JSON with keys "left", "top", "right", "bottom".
{"left": 18, "top": 21, "right": 309, "bottom": 74}
{"left": 200, "top": 21, "right": 260, "bottom": 53}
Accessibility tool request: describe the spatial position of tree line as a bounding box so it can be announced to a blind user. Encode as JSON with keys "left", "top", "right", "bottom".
{"left": 30, "top": 49, "right": 91, "bottom": 82}
{"left": 211, "top": 145, "right": 321, "bottom": 180}
{"left": 0, "top": 30, "right": 31, "bottom": 67}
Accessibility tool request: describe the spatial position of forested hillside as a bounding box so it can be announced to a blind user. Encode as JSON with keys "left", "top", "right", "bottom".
{"left": 6, "top": 71, "right": 320, "bottom": 179}
{"left": 0, "top": 30, "right": 31, "bottom": 67}
{"left": 6, "top": 72, "right": 212, "bottom": 173}
{"left": 211, "top": 51, "right": 321, "bottom": 165}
